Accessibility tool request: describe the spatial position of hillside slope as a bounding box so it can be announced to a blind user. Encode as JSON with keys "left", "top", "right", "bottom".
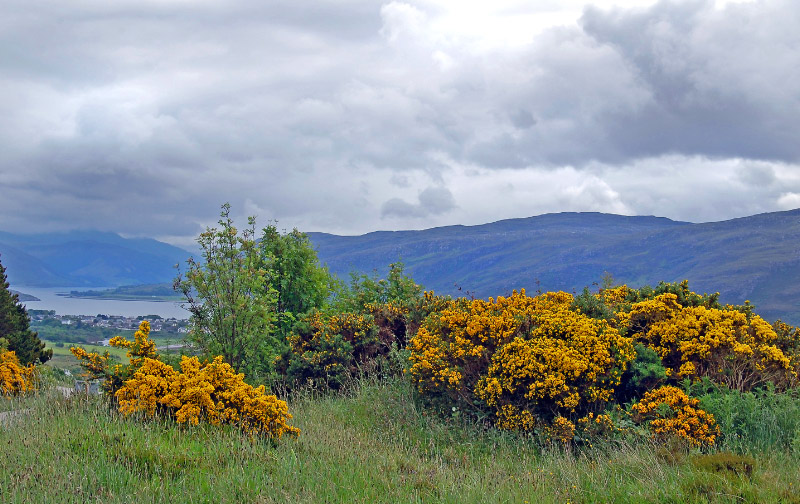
{"left": 2, "top": 210, "right": 798, "bottom": 323}
{"left": 0, "top": 231, "right": 191, "bottom": 288}
{"left": 309, "top": 210, "right": 800, "bottom": 324}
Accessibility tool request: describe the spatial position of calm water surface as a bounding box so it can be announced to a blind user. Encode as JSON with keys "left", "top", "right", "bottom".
{"left": 12, "top": 286, "right": 189, "bottom": 319}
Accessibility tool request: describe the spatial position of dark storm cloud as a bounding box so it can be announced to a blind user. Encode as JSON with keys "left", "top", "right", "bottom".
{"left": 0, "top": 0, "right": 798, "bottom": 242}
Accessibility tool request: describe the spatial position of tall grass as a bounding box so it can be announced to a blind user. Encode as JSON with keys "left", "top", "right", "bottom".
{"left": 2, "top": 379, "right": 799, "bottom": 503}
{"left": 698, "top": 386, "right": 800, "bottom": 453}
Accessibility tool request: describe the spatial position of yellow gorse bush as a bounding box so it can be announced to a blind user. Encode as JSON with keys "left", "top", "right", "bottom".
{"left": 73, "top": 321, "right": 299, "bottom": 439}
{"left": 69, "top": 346, "right": 111, "bottom": 380}
{"left": 627, "top": 293, "right": 796, "bottom": 390}
{"left": 116, "top": 355, "right": 299, "bottom": 438}
{"left": 0, "top": 350, "right": 36, "bottom": 396}
{"left": 407, "top": 289, "right": 635, "bottom": 432}
{"left": 109, "top": 320, "right": 157, "bottom": 366}
{"left": 631, "top": 385, "right": 719, "bottom": 447}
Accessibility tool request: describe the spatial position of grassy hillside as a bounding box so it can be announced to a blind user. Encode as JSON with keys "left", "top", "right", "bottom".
{"left": 2, "top": 379, "right": 799, "bottom": 503}
{"left": 309, "top": 210, "right": 800, "bottom": 324}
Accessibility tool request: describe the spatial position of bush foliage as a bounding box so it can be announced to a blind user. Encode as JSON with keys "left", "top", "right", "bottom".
{"left": 72, "top": 321, "right": 298, "bottom": 439}
{"left": 0, "top": 349, "right": 37, "bottom": 396}
{"left": 407, "top": 290, "right": 636, "bottom": 435}
{"left": 63, "top": 223, "right": 800, "bottom": 451}
{"left": 404, "top": 280, "right": 800, "bottom": 447}
{"left": 631, "top": 385, "right": 720, "bottom": 447}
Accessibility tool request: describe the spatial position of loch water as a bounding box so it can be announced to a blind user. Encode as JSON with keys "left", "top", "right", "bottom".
{"left": 12, "top": 286, "right": 189, "bottom": 319}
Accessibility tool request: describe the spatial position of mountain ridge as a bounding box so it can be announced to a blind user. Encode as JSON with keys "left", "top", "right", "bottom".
{"left": 0, "top": 230, "right": 191, "bottom": 288}
{"left": 1, "top": 210, "right": 798, "bottom": 324}
{"left": 308, "top": 209, "right": 800, "bottom": 324}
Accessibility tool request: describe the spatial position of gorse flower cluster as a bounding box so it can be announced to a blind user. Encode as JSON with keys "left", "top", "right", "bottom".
{"left": 626, "top": 293, "right": 796, "bottom": 391}
{"left": 72, "top": 321, "right": 298, "bottom": 439}
{"left": 405, "top": 280, "right": 800, "bottom": 447}
{"left": 71, "top": 320, "right": 157, "bottom": 395}
{"left": 116, "top": 355, "right": 299, "bottom": 438}
{"left": 631, "top": 386, "right": 719, "bottom": 446}
{"left": 0, "top": 350, "right": 36, "bottom": 396}
{"left": 407, "top": 290, "right": 636, "bottom": 432}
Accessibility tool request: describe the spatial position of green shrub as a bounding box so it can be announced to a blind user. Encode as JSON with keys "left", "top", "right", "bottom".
{"left": 692, "top": 452, "right": 755, "bottom": 478}
{"left": 616, "top": 343, "right": 667, "bottom": 403}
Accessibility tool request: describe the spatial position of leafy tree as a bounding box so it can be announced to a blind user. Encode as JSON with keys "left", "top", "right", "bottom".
{"left": 0, "top": 254, "right": 51, "bottom": 365}
{"left": 259, "top": 224, "right": 336, "bottom": 339}
{"left": 175, "top": 204, "right": 277, "bottom": 377}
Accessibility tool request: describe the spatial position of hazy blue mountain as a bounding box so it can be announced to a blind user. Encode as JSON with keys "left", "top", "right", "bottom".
{"left": 309, "top": 210, "right": 800, "bottom": 324}
{"left": 2, "top": 210, "right": 799, "bottom": 324}
{"left": 0, "top": 231, "right": 192, "bottom": 288}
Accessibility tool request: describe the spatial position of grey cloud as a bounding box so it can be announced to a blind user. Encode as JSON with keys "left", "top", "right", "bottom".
{"left": 451, "top": 0, "right": 800, "bottom": 168}
{"left": 381, "top": 198, "right": 426, "bottom": 219}
{"left": 737, "top": 163, "right": 777, "bottom": 187}
{"left": 390, "top": 174, "right": 412, "bottom": 188}
{"left": 1, "top": 0, "right": 799, "bottom": 242}
{"left": 579, "top": 0, "right": 800, "bottom": 162}
{"left": 381, "top": 186, "right": 456, "bottom": 219}
{"left": 418, "top": 186, "right": 456, "bottom": 215}
{"left": 510, "top": 109, "right": 536, "bottom": 130}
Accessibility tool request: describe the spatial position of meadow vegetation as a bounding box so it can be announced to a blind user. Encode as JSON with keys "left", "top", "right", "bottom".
{"left": 3, "top": 205, "right": 800, "bottom": 502}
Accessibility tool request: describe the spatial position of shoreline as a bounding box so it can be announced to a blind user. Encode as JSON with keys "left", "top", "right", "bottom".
{"left": 57, "top": 293, "right": 185, "bottom": 303}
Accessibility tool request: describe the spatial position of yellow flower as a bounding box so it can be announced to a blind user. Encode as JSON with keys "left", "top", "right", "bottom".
{"left": 1, "top": 350, "right": 37, "bottom": 396}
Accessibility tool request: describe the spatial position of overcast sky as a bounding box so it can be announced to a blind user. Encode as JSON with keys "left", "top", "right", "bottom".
{"left": 1, "top": 0, "right": 798, "bottom": 247}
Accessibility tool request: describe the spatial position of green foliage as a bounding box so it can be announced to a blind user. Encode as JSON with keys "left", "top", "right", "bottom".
{"left": 259, "top": 224, "right": 337, "bottom": 340}
{"left": 617, "top": 343, "right": 668, "bottom": 403}
{"left": 331, "top": 261, "right": 423, "bottom": 314}
{"left": 694, "top": 384, "right": 800, "bottom": 453}
{"left": 692, "top": 452, "right": 755, "bottom": 478}
{"left": 175, "top": 204, "right": 278, "bottom": 378}
{"left": 286, "top": 328, "right": 354, "bottom": 390}
{"left": 278, "top": 262, "right": 427, "bottom": 390}
{"left": 571, "top": 286, "right": 617, "bottom": 322}
{"left": 0, "top": 254, "right": 51, "bottom": 365}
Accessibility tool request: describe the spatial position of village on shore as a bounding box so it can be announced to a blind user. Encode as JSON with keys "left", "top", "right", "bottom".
{"left": 29, "top": 309, "right": 189, "bottom": 334}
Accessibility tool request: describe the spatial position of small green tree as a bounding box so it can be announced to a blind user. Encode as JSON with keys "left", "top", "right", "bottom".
{"left": 0, "top": 254, "right": 51, "bottom": 365}
{"left": 259, "top": 225, "right": 336, "bottom": 340}
{"left": 175, "top": 204, "right": 277, "bottom": 377}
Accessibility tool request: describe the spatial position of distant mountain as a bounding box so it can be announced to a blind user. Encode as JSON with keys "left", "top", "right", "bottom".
{"left": 309, "top": 210, "right": 800, "bottom": 325}
{"left": 0, "top": 231, "right": 192, "bottom": 288}
{"left": 3, "top": 210, "right": 799, "bottom": 324}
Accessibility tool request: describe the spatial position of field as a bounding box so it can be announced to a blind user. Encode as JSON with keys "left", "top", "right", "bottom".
{"left": 41, "top": 335, "right": 187, "bottom": 375}
{"left": 2, "top": 377, "right": 800, "bottom": 503}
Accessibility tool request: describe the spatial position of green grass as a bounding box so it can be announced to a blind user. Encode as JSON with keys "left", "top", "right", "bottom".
{"left": 698, "top": 386, "right": 800, "bottom": 454}
{"left": 2, "top": 379, "right": 800, "bottom": 503}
